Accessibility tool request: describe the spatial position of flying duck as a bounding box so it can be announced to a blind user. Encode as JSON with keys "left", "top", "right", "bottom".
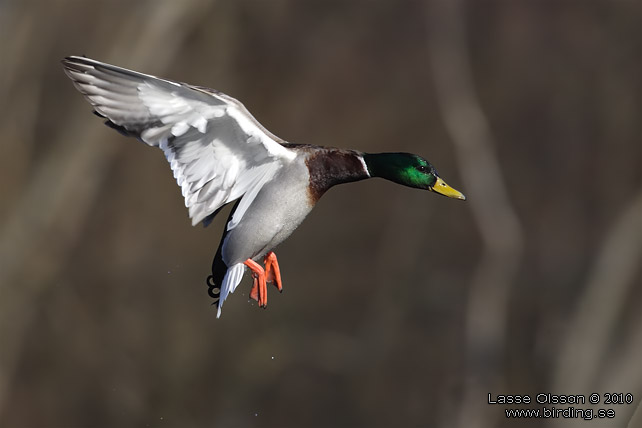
{"left": 62, "top": 56, "right": 466, "bottom": 317}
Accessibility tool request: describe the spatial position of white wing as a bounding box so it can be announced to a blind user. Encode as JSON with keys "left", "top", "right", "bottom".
{"left": 62, "top": 56, "right": 295, "bottom": 228}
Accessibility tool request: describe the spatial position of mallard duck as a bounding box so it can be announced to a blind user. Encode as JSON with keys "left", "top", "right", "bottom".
{"left": 62, "top": 56, "right": 466, "bottom": 317}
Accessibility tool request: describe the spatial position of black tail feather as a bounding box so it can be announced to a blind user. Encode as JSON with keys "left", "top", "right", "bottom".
{"left": 206, "top": 200, "right": 239, "bottom": 312}
{"left": 207, "top": 244, "right": 227, "bottom": 308}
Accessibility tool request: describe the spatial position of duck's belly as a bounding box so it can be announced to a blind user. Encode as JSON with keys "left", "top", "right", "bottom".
{"left": 221, "top": 167, "right": 315, "bottom": 265}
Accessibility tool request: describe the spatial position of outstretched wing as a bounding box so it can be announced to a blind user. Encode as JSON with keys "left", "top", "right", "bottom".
{"left": 62, "top": 56, "right": 295, "bottom": 228}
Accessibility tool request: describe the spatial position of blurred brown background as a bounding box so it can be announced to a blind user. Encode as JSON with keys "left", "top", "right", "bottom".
{"left": 0, "top": 1, "right": 640, "bottom": 427}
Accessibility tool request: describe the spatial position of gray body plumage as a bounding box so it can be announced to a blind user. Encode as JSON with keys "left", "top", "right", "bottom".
{"left": 221, "top": 156, "right": 313, "bottom": 265}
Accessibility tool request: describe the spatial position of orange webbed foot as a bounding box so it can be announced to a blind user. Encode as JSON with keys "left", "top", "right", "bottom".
{"left": 264, "top": 251, "right": 283, "bottom": 293}
{"left": 244, "top": 259, "right": 267, "bottom": 308}
{"left": 244, "top": 253, "right": 284, "bottom": 309}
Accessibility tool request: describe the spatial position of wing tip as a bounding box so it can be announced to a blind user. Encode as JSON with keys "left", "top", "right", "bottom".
{"left": 61, "top": 55, "right": 93, "bottom": 71}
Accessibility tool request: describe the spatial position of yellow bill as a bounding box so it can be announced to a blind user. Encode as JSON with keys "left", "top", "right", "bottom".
{"left": 432, "top": 177, "right": 466, "bottom": 200}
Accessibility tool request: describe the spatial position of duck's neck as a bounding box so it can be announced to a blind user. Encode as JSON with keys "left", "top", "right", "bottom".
{"left": 306, "top": 149, "right": 370, "bottom": 201}
{"left": 361, "top": 152, "right": 410, "bottom": 184}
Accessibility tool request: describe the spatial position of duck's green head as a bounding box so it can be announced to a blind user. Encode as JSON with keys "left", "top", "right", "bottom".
{"left": 362, "top": 152, "right": 466, "bottom": 200}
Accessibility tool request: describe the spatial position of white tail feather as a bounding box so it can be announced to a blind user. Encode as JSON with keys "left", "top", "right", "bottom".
{"left": 217, "top": 263, "right": 246, "bottom": 318}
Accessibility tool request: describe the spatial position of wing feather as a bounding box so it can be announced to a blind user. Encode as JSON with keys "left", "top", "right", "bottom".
{"left": 62, "top": 56, "right": 295, "bottom": 226}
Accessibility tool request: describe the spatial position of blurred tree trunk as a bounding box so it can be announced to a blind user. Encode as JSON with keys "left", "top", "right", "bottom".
{"left": 0, "top": 0, "right": 209, "bottom": 415}
{"left": 427, "top": 1, "right": 524, "bottom": 426}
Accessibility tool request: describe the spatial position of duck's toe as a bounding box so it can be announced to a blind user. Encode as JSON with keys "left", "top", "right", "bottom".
{"left": 264, "top": 251, "right": 283, "bottom": 292}
{"left": 244, "top": 258, "right": 268, "bottom": 308}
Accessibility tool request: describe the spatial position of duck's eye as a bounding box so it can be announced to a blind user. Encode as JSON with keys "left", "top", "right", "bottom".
{"left": 417, "top": 165, "right": 427, "bottom": 172}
